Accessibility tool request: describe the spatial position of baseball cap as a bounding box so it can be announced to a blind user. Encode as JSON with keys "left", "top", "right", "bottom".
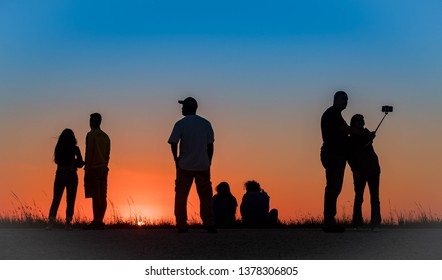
{"left": 178, "top": 97, "right": 198, "bottom": 109}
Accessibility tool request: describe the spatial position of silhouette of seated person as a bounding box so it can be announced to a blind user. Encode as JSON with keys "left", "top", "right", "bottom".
{"left": 348, "top": 114, "right": 381, "bottom": 229}
{"left": 212, "top": 182, "right": 238, "bottom": 227}
{"left": 240, "top": 180, "right": 278, "bottom": 227}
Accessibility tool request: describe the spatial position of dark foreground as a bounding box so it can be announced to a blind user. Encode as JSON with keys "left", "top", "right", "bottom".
{"left": 1, "top": 227, "right": 441, "bottom": 260}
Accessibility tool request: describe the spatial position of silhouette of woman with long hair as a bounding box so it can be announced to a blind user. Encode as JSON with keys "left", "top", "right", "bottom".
{"left": 46, "top": 129, "right": 84, "bottom": 230}
{"left": 348, "top": 114, "right": 381, "bottom": 229}
{"left": 212, "top": 182, "right": 238, "bottom": 227}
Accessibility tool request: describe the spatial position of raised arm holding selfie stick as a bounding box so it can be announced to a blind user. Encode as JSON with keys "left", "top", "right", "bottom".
{"left": 348, "top": 105, "right": 393, "bottom": 229}
{"left": 365, "top": 105, "right": 393, "bottom": 147}
{"left": 374, "top": 105, "right": 393, "bottom": 133}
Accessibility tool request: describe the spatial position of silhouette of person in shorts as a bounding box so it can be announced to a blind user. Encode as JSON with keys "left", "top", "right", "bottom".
{"left": 84, "top": 113, "right": 111, "bottom": 230}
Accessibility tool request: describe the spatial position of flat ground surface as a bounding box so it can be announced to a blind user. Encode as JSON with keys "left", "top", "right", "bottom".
{"left": 1, "top": 227, "right": 441, "bottom": 260}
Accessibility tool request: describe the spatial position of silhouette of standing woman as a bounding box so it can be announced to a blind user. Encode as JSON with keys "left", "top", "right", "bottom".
{"left": 348, "top": 114, "right": 381, "bottom": 229}
{"left": 46, "top": 129, "right": 84, "bottom": 230}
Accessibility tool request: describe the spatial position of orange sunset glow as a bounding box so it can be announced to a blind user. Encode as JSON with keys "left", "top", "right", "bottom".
{"left": 1, "top": 1, "right": 442, "bottom": 226}
{"left": 1, "top": 96, "right": 441, "bottom": 224}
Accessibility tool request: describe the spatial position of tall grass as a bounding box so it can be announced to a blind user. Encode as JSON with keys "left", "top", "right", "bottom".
{"left": 1, "top": 194, "right": 441, "bottom": 229}
{"left": 383, "top": 201, "right": 442, "bottom": 227}
{"left": 0, "top": 193, "right": 47, "bottom": 228}
{"left": 0, "top": 192, "right": 174, "bottom": 229}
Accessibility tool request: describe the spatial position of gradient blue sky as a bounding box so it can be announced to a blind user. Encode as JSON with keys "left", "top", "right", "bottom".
{"left": 1, "top": 1, "right": 441, "bottom": 221}
{"left": 2, "top": 1, "right": 441, "bottom": 102}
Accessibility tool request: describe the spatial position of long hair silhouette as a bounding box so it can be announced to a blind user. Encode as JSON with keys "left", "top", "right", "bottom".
{"left": 54, "top": 128, "right": 78, "bottom": 166}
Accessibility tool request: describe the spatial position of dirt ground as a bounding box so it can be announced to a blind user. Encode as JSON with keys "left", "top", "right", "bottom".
{"left": 1, "top": 227, "right": 441, "bottom": 260}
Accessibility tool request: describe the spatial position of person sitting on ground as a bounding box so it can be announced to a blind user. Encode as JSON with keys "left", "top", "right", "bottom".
{"left": 240, "top": 180, "right": 278, "bottom": 227}
{"left": 212, "top": 182, "right": 238, "bottom": 227}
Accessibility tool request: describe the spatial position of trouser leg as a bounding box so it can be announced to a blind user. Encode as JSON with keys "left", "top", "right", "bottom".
{"left": 195, "top": 169, "right": 214, "bottom": 227}
{"left": 65, "top": 172, "right": 78, "bottom": 222}
{"left": 174, "top": 168, "right": 193, "bottom": 228}
{"left": 367, "top": 174, "right": 381, "bottom": 226}
{"left": 99, "top": 168, "right": 108, "bottom": 223}
{"left": 352, "top": 174, "right": 366, "bottom": 227}
{"left": 91, "top": 167, "right": 108, "bottom": 223}
{"left": 49, "top": 172, "right": 66, "bottom": 220}
{"left": 322, "top": 154, "right": 346, "bottom": 226}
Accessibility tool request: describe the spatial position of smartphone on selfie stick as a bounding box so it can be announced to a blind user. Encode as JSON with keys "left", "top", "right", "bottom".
{"left": 375, "top": 105, "right": 393, "bottom": 133}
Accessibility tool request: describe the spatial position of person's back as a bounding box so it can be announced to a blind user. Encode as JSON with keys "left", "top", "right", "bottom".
{"left": 321, "top": 105, "right": 349, "bottom": 156}
{"left": 85, "top": 128, "right": 110, "bottom": 171}
{"left": 213, "top": 192, "right": 237, "bottom": 227}
{"left": 55, "top": 145, "right": 82, "bottom": 170}
{"left": 172, "top": 115, "right": 213, "bottom": 171}
{"left": 348, "top": 127, "right": 380, "bottom": 177}
{"left": 240, "top": 191, "right": 270, "bottom": 226}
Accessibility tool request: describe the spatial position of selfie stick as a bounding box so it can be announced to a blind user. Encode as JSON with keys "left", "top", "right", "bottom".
{"left": 374, "top": 105, "right": 393, "bottom": 133}
{"left": 365, "top": 106, "right": 392, "bottom": 147}
{"left": 374, "top": 112, "right": 388, "bottom": 133}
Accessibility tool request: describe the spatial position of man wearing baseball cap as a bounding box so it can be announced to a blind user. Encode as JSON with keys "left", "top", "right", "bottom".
{"left": 168, "top": 97, "right": 216, "bottom": 233}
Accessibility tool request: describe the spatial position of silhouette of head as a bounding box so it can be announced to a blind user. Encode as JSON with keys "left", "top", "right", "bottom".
{"left": 216, "top": 182, "right": 231, "bottom": 196}
{"left": 244, "top": 180, "right": 261, "bottom": 192}
{"left": 350, "top": 114, "right": 365, "bottom": 129}
{"left": 58, "top": 128, "right": 77, "bottom": 146}
{"left": 333, "top": 91, "right": 348, "bottom": 110}
{"left": 90, "top": 113, "right": 102, "bottom": 129}
{"left": 54, "top": 128, "right": 77, "bottom": 165}
{"left": 179, "top": 97, "right": 198, "bottom": 116}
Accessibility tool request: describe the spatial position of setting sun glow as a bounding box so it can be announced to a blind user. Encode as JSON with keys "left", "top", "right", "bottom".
{"left": 1, "top": 1, "right": 442, "bottom": 225}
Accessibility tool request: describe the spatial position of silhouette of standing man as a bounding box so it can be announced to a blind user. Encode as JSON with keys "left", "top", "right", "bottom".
{"left": 84, "top": 113, "right": 111, "bottom": 230}
{"left": 168, "top": 97, "right": 216, "bottom": 233}
{"left": 320, "top": 91, "right": 351, "bottom": 233}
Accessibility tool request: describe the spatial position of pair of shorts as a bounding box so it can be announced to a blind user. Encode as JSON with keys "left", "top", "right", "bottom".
{"left": 84, "top": 167, "right": 109, "bottom": 198}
